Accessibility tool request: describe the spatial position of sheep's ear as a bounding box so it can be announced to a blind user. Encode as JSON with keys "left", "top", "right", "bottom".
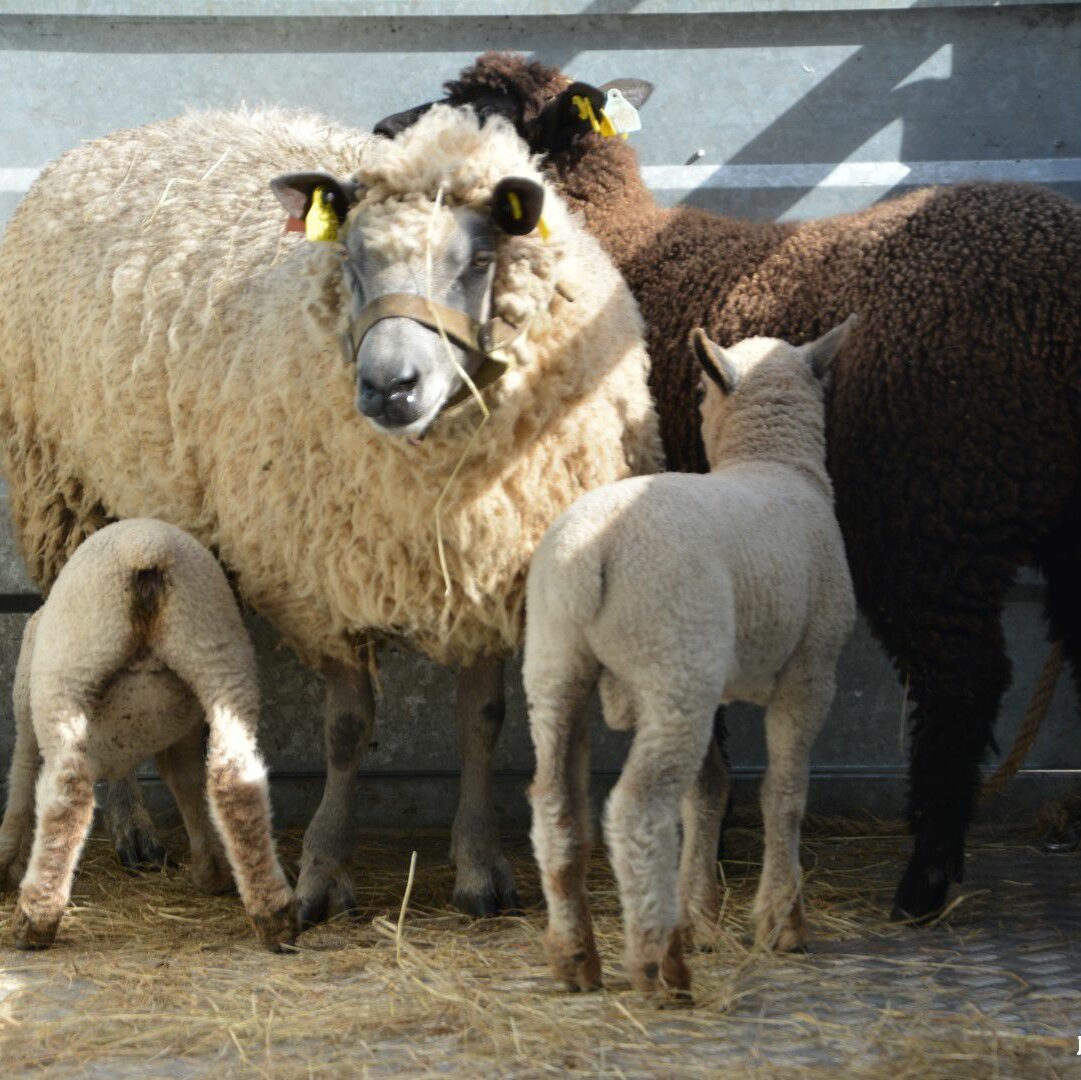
{"left": 491, "top": 177, "right": 545, "bottom": 236}
{"left": 690, "top": 328, "right": 740, "bottom": 395}
{"left": 599, "top": 78, "right": 654, "bottom": 109}
{"left": 806, "top": 313, "right": 859, "bottom": 379}
{"left": 373, "top": 101, "right": 436, "bottom": 139}
{"left": 533, "top": 81, "right": 608, "bottom": 153}
{"left": 269, "top": 172, "right": 360, "bottom": 223}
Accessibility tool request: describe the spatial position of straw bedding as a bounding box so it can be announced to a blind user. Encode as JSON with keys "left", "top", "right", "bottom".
{"left": 0, "top": 817, "right": 1075, "bottom": 1078}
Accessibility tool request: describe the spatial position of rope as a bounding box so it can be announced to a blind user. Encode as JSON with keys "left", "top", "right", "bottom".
{"left": 981, "top": 639, "right": 1064, "bottom": 800}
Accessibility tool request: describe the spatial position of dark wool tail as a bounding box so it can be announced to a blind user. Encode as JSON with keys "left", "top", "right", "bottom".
{"left": 130, "top": 567, "right": 168, "bottom": 646}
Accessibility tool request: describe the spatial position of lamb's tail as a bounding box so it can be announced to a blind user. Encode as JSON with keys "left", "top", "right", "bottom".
{"left": 528, "top": 518, "right": 607, "bottom": 631}
{"left": 130, "top": 566, "right": 169, "bottom": 644}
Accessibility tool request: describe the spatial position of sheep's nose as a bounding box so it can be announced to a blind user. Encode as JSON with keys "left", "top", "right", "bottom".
{"left": 358, "top": 368, "right": 421, "bottom": 423}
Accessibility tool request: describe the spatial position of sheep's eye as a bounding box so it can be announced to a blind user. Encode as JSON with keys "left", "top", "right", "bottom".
{"left": 470, "top": 249, "right": 495, "bottom": 271}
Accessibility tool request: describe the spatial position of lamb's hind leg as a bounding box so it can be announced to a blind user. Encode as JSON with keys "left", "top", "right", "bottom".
{"left": 754, "top": 662, "right": 835, "bottom": 951}
{"left": 451, "top": 657, "right": 518, "bottom": 915}
{"left": 679, "top": 736, "right": 728, "bottom": 947}
{"left": 13, "top": 709, "right": 96, "bottom": 949}
{"left": 154, "top": 607, "right": 296, "bottom": 951}
{"left": 0, "top": 616, "right": 41, "bottom": 894}
{"left": 605, "top": 689, "right": 714, "bottom": 998}
{"left": 296, "top": 659, "right": 374, "bottom": 928}
{"left": 527, "top": 652, "right": 600, "bottom": 991}
{"left": 103, "top": 773, "right": 167, "bottom": 870}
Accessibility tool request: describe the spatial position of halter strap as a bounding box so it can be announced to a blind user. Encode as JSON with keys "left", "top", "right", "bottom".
{"left": 340, "top": 293, "right": 524, "bottom": 414}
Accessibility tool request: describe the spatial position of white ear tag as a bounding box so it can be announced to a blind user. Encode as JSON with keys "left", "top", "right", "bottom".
{"left": 603, "top": 88, "right": 642, "bottom": 135}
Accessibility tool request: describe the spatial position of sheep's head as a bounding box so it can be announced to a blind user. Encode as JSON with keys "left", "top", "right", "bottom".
{"left": 272, "top": 107, "right": 554, "bottom": 439}
{"left": 691, "top": 318, "right": 857, "bottom": 461}
{"left": 373, "top": 52, "right": 653, "bottom": 161}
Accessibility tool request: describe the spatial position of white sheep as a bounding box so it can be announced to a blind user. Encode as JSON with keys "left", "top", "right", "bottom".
{"left": 0, "top": 104, "right": 659, "bottom": 921}
{"left": 0, "top": 519, "right": 296, "bottom": 951}
{"left": 523, "top": 319, "right": 857, "bottom": 998}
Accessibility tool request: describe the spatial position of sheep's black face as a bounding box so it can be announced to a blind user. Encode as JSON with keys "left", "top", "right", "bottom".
{"left": 344, "top": 205, "right": 499, "bottom": 439}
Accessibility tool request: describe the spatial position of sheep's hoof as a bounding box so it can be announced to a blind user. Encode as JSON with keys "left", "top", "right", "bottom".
{"left": 890, "top": 857, "right": 951, "bottom": 924}
{"left": 12, "top": 907, "right": 59, "bottom": 950}
{"left": 251, "top": 900, "right": 300, "bottom": 953}
{"left": 549, "top": 946, "right": 603, "bottom": 993}
{"left": 114, "top": 828, "right": 169, "bottom": 872}
{"left": 451, "top": 857, "right": 520, "bottom": 917}
{"left": 192, "top": 856, "right": 235, "bottom": 896}
{"left": 297, "top": 872, "right": 357, "bottom": 930}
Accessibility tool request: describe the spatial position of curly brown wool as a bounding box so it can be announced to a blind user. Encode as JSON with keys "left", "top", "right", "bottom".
{"left": 442, "top": 53, "right": 1081, "bottom": 921}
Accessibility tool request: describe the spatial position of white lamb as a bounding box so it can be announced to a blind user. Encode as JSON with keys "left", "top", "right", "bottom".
{"left": 0, "top": 519, "right": 295, "bottom": 951}
{"left": 523, "top": 318, "right": 858, "bottom": 998}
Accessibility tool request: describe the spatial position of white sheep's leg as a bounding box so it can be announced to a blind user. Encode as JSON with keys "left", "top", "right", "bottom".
{"left": 529, "top": 666, "right": 599, "bottom": 992}
{"left": 450, "top": 657, "right": 519, "bottom": 916}
{"left": 103, "top": 773, "right": 168, "bottom": 871}
{"left": 604, "top": 690, "right": 713, "bottom": 999}
{"left": 0, "top": 621, "right": 40, "bottom": 895}
{"left": 155, "top": 723, "right": 233, "bottom": 895}
{"left": 296, "top": 659, "right": 374, "bottom": 928}
{"left": 678, "top": 737, "right": 729, "bottom": 948}
{"left": 13, "top": 717, "right": 96, "bottom": 950}
{"left": 753, "top": 666, "right": 834, "bottom": 952}
{"left": 154, "top": 630, "right": 296, "bottom": 952}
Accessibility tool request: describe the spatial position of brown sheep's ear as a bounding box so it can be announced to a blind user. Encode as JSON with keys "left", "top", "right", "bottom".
{"left": 373, "top": 101, "right": 436, "bottom": 138}
{"left": 690, "top": 328, "right": 740, "bottom": 395}
{"left": 491, "top": 177, "right": 545, "bottom": 236}
{"left": 269, "top": 172, "right": 360, "bottom": 223}
{"left": 599, "top": 79, "right": 655, "bottom": 110}
{"left": 533, "top": 81, "right": 608, "bottom": 153}
{"left": 806, "top": 313, "right": 859, "bottom": 379}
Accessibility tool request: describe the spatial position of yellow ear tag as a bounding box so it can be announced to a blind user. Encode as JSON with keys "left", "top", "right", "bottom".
{"left": 537, "top": 216, "right": 551, "bottom": 241}
{"left": 305, "top": 186, "right": 339, "bottom": 243}
{"left": 571, "top": 93, "right": 604, "bottom": 135}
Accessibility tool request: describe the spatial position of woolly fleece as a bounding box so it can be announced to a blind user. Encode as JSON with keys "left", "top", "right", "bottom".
{"left": 0, "top": 104, "right": 660, "bottom": 669}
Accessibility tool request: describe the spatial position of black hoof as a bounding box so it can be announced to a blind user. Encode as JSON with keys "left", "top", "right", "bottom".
{"left": 298, "top": 876, "right": 358, "bottom": 930}
{"left": 297, "top": 893, "right": 329, "bottom": 930}
{"left": 452, "top": 885, "right": 521, "bottom": 918}
{"left": 1038, "top": 823, "right": 1080, "bottom": 854}
{"left": 115, "top": 831, "right": 169, "bottom": 872}
{"left": 891, "top": 858, "right": 950, "bottom": 924}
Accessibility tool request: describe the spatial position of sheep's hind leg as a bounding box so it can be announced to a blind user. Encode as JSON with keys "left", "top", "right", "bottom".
{"left": 450, "top": 657, "right": 519, "bottom": 916}
{"left": 678, "top": 736, "right": 728, "bottom": 948}
{"left": 754, "top": 663, "right": 833, "bottom": 951}
{"left": 296, "top": 659, "right": 374, "bottom": 928}
{"left": 891, "top": 601, "right": 1010, "bottom": 924}
{"left": 14, "top": 734, "right": 96, "bottom": 949}
{"left": 528, "top": 658, "right": 600, "bottom": 992}
{"left": 155, "top": 722, "right": 233, "bottom": 895}
{"left": 104, "top": 773, "right": 168, "bottom": 871}
{"left": 605, "top": 690, "right": 714, "bottom": 1000}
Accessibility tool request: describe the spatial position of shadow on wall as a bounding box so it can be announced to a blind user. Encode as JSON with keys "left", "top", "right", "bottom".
{"left": 610, "top": 2, "right": 1080, "bottom": 220}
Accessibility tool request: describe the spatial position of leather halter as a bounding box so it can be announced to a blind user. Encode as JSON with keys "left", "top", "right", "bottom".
{"left": 339, "top": 292, "right": 524, "bottom": 414}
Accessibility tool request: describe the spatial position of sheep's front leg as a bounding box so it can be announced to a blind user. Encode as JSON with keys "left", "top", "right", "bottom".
{"left": 754, "top": 666, "right": 833, "bottom": 952}
{"left": 605, "top": 692, "right": 713, "bottom": 999}
{"left": 529, "top": 677, "right": 600, "bottom": 991}
{"left": 296, "top": 659, "right": 374, "bottom": 927}
{"left": 103, "top": 773, "right": 168, "bottom": 871}
{"left": 678, "top": 737, "right": 728, "bottom": 947}
{"left": 14, "top": 735, "right": 96, "bottom": 949}
{"left": 450, "top": 657, "right": 519, "bottom": 915}
{"left": 155, "top": 723, "right": 233, "bottom": 895}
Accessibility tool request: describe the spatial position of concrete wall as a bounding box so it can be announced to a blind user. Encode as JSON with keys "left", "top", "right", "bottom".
{"left": 1, "top": 1, "right": 1079, "bottom": 827}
